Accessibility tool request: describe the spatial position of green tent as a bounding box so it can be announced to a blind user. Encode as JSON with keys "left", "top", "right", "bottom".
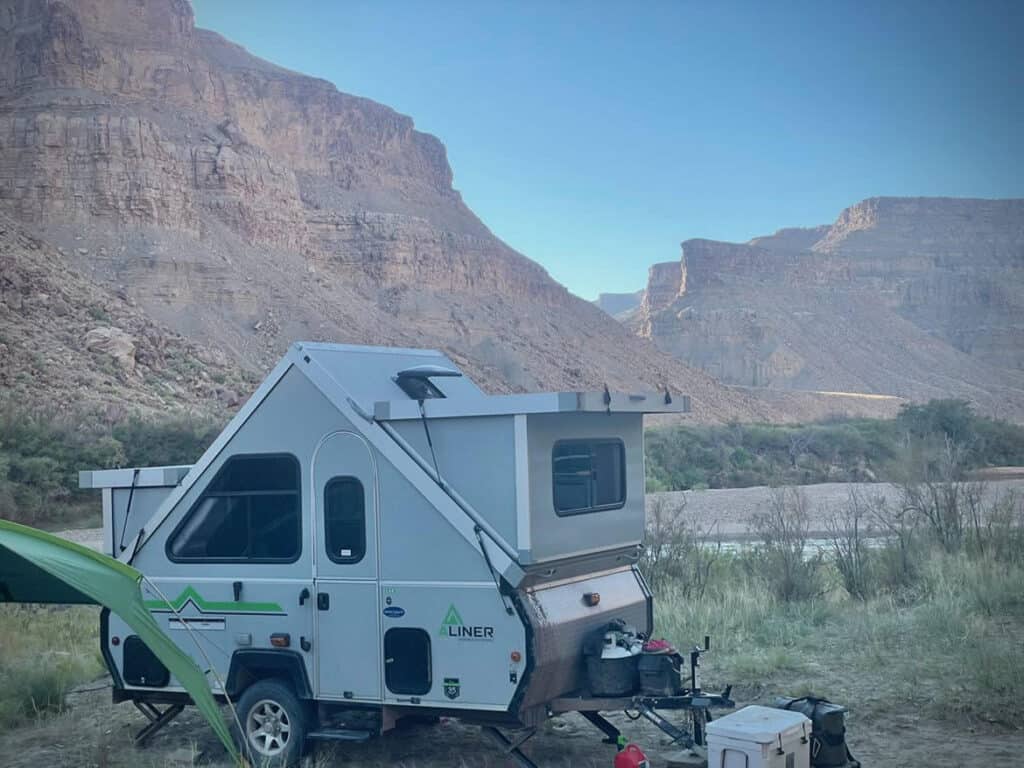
{"left": 0, "top": 519, "right": 240, "bottom": 763}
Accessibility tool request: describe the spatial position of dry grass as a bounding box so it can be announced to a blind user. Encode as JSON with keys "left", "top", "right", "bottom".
{"left": 0, "top": 604, "right": 103, "bottom": 728}
{"left": 654, "top": 547, "right": 1024, "bottom": 725}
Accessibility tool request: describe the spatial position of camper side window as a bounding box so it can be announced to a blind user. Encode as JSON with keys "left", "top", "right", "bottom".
{"left": 167, "top": 454, "right": 301, "bottom": 563}
{"left": 552, "top": 439, "right": 626, "bottom": 516}
{"left": 324, "top": 476, "right": 366, "bottom": 564}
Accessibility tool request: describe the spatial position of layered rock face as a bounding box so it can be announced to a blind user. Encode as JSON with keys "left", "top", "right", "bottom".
{"left": 594, "top": 290, "right": 643, "bottom": 319}
{"left": 1, "top": 0, "right": 814, "bottom": 423}
{"left": 634, "top": 198, "right": 1024, "bottom": 420}
{"left": 0, "top": 0, "right": 552, "bottom": 296}
{"left": 0, "top": 212, "right": 255, "bottom": 417}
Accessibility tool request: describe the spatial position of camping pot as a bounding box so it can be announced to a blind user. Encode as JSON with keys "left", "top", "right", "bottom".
{"left": 583, "top": 625, "right": 641, "bottom": 696}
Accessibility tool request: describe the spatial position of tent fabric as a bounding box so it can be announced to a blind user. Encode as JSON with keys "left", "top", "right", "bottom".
{"left": 0, "top": 519, "right": 240, "bottom": 763}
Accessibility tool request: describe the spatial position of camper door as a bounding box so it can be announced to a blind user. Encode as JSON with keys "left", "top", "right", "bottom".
{"left": 312, "top": 431, "right": 382, "bottom": 702}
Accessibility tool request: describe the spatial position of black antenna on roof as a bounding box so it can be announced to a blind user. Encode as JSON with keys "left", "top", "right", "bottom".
{"left": 394, "top": 365, "right": 461, "bottom": 400}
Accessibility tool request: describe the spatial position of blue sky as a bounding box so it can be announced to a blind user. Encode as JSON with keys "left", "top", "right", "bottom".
{"left": 193, "top": 1, "right": 1023, "bottom": 299}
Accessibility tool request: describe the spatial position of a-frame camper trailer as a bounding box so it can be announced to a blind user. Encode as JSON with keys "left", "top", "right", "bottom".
{"left": 77, "top": 343, "right": 729, "bottom": 766}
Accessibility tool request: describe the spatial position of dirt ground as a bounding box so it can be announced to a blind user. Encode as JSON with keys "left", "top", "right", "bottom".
{"left": 1, "top": 678, "right": 1021, "bottom": 768}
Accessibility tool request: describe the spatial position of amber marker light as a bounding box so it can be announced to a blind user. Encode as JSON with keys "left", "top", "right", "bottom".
{"left": 511, "top": 650, "right": 522, "bottom": 663}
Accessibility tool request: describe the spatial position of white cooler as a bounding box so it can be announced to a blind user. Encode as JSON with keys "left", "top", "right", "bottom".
{"left": 706, "top": 705, "right": 811, "bottom": 768}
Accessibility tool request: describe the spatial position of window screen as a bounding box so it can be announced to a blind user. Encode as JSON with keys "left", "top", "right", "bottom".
{"left": 168, "top": 454, "right": 301, "bottom": 562}
{"left": 324, "top": 477, "right": 366, "bottom": 564}
{"left": 552, "top": 439, "right": 626, "bottom": 516}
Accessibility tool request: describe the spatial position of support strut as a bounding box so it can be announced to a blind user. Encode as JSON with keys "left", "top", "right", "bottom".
{"left": 482, "top": 726, "right": 540, "bottom": 768}
{"left": 580, "top": 710, "right": 622, "bottom": 746}
{"left": 132, "top": 701, "right": 185, "bottom": 747}
{"left": 638, "top": 703, "right": 694, "bottom": 748}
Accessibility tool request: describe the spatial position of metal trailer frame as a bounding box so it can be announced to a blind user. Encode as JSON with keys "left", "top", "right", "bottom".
{"left": 76, "top": 342, "right": 730, "bottom": 765}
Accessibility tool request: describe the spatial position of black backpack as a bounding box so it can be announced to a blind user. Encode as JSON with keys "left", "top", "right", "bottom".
{"left": 774, "top": 696, "right": 860, "bottom": 768}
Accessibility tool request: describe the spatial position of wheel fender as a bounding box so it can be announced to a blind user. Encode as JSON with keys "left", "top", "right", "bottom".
{"left": 226, "top": 649, "right": 313, "bottom": 700}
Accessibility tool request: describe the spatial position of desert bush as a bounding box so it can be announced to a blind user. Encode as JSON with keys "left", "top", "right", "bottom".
{"left": 640, "top": 495, "right": 720, "bottom": 596}
{"left": 896, "top": 436, "right": 974, "bottom": 552}
{"left": 981, "top": 489, "right": 1024, "bottom": 563}
{"left": 748, "top": 486, "right": 824, "bottom": 602}
{"left": 826, "top": 485, "right": 879, "bottom": 600}
{"left": 868, "top": 494, "right": 921, "bottom": 591}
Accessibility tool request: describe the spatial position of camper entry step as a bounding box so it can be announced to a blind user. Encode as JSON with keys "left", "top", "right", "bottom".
{"left": 306, "top": 729, "right": 373, "bottom": 743}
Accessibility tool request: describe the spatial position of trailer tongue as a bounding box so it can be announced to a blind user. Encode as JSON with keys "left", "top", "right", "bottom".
{"left": 11, "top": 343, "right": 733, "bottom": 766}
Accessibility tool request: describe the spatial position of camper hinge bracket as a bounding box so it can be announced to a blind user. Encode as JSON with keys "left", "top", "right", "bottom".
{"left": 131, "top": 701, "right": 185, "bottom": 747}
{"left": 482, "top": 726, "right": 540, "bottom": 768}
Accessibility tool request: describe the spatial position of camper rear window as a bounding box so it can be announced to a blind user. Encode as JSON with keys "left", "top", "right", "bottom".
{"left": 167, "top": 454, "right": 301, "bottom": 563}
{"left": 552, "top": 439, "right": 626, "bottom": 516}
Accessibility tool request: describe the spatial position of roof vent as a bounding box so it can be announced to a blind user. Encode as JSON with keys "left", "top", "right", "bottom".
{"left": 394, "top": 365, "right": 462, "bottom": 400}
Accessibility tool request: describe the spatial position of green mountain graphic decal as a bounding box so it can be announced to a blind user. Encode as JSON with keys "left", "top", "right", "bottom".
{"left": 144, "top": 586, "right": 284, "bottom": 615}
{"left": 440, "top": 604, "right": 463, "bottom": 635}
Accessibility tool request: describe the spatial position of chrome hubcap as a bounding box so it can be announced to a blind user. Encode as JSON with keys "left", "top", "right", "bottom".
{"left": 246, "top": 699, "right": 291, "bottom": 756}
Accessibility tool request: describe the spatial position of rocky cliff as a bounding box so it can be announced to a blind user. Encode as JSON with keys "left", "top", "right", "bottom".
{"left": 1, "top": 0, "right": 834, "bottom": 423}
{"left": 594, "top": 290, "right": 643, "bottom": 319}
{"left": 632, "top": 197, "right": 1024, "bottom": 420}
{"left": 0, "top": 211, "right": 256, "bottom": 417}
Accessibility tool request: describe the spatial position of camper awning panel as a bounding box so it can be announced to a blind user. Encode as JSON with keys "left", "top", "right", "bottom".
{"left": 0, "top": 520, "right": 239, "bottom": 762}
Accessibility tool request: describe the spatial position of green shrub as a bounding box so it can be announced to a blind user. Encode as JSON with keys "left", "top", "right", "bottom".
{"left": 645, "top": 400, "right": 1024, "bottom": 492}
{"left": 0, "top": 401, "right": 224, "bottom": 528}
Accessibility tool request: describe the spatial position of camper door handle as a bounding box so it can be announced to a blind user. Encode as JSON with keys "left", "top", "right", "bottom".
{"left": 299, "top": 588, "right": 310, "bottom": 606}
{"left": 317, "top": 593, "right": 330, "bottom": 611}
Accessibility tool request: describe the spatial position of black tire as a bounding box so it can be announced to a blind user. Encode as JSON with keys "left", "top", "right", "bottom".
{"left": 233, "top": 678, "right": 310, "bottom": 768}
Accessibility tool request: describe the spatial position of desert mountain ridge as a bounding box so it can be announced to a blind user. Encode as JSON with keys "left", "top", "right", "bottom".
{"left": 600, "top": 196, "right": 1024, "bottom": 421}
{"left": 0, "top": 0, "right": 907, "bottom": 425}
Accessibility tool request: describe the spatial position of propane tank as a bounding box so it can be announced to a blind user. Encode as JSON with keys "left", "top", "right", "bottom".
{"left": 613, "top": 744, "right": 650, "bottom": 768}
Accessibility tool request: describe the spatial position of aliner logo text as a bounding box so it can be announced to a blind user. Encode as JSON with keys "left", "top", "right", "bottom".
{"left": 440, "top": 604, "right": 495, "bottom": 640}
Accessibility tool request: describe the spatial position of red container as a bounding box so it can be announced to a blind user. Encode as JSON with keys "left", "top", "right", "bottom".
{"left": 614, "top": 744, "right": 650, "bottom": 768}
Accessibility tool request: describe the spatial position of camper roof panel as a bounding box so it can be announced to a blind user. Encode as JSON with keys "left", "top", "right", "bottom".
{"left": 374, "top": 391, "right": 690, "bottom": 421}
{"left": 298, "top": 342, "right": 487, "bottom": 412}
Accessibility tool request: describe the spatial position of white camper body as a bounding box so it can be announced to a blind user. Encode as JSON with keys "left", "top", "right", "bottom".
{"left": 79, "top": 343, "right": 690, "bottom": 762}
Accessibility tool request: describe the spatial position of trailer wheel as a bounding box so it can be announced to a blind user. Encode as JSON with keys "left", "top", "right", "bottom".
{"left": 234, "top": 678, "right": 309, "bottom": 767}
